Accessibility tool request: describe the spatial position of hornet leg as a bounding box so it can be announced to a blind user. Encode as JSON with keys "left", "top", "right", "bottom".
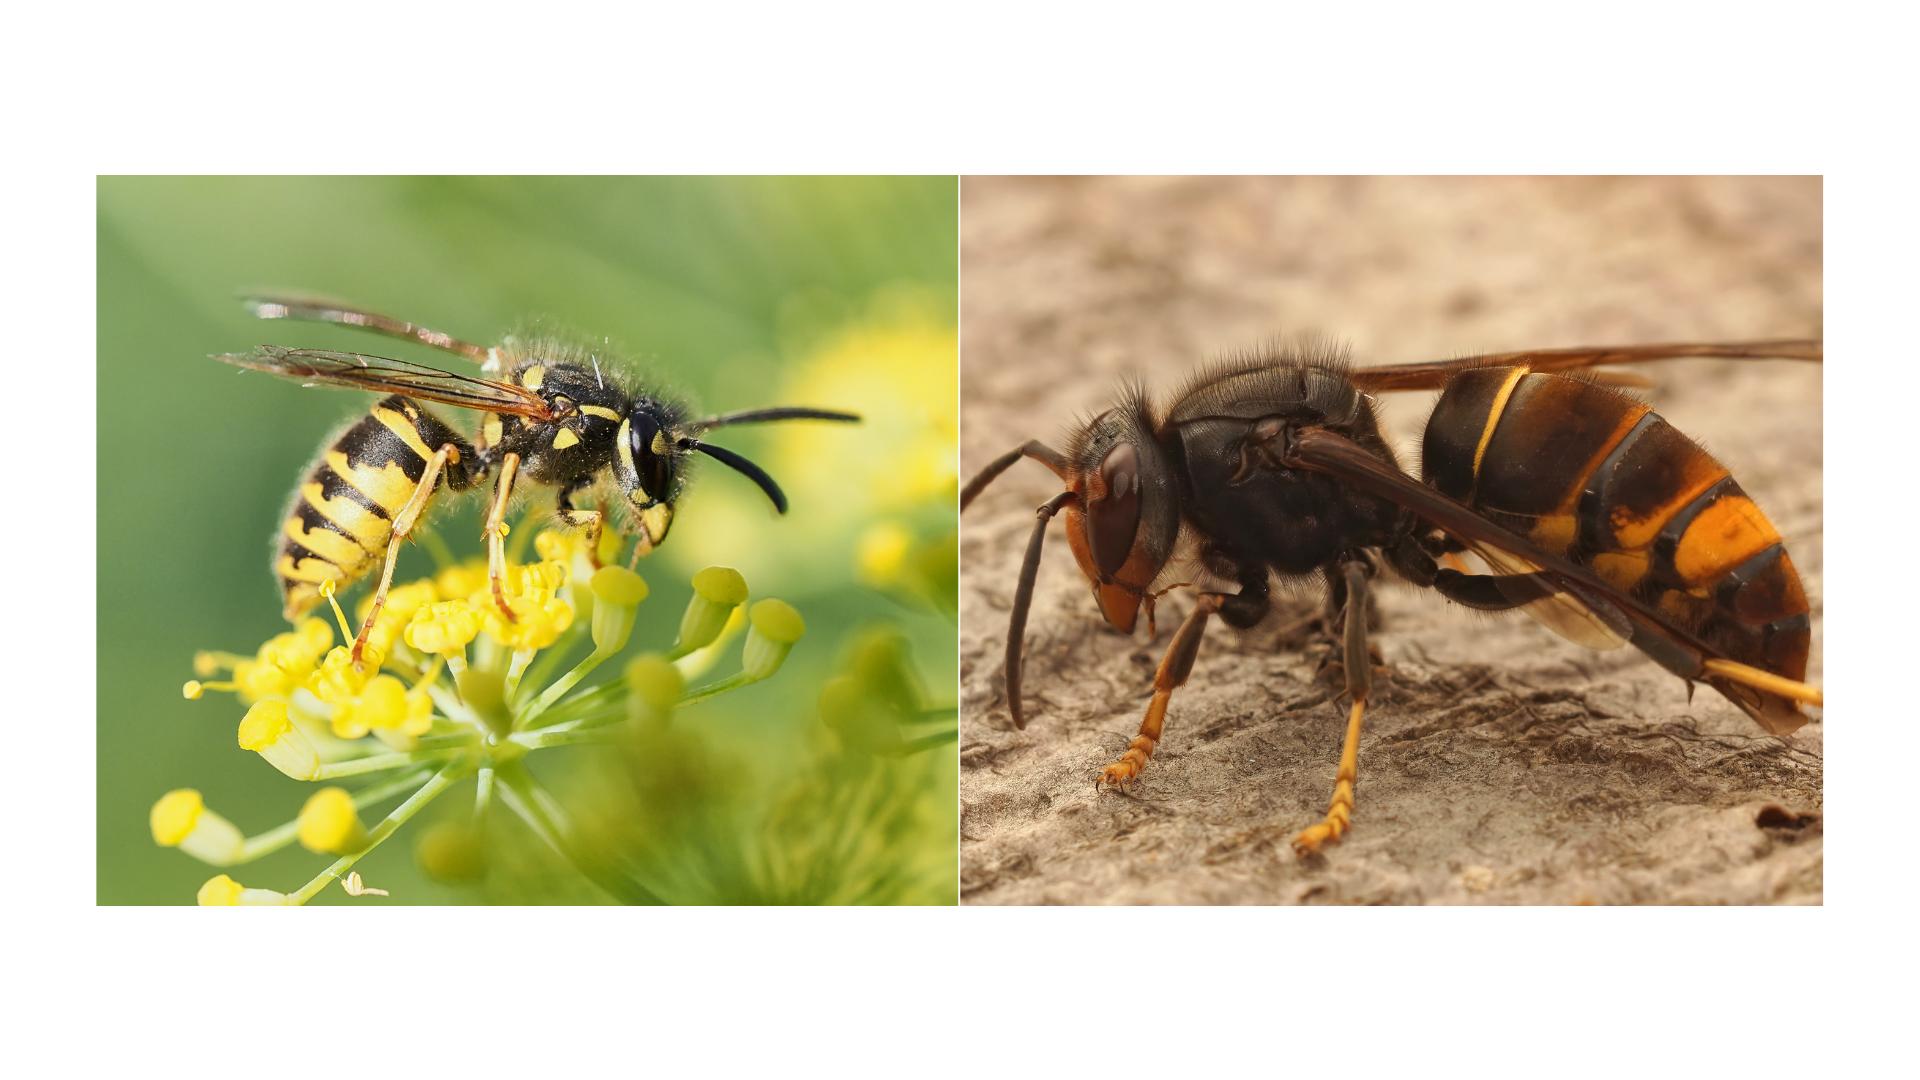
{"left": 1096, "top": 592, "right": 1223, "bottom": 789}
{"left": 1293, "top": 558, "right": 1375, "bottom": 856}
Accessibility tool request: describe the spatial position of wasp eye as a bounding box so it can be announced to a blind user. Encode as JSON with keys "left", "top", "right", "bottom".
{"left": 626, "top": 412, "right": 673, "bottom": 504}
{"left": 1089, "top": 442, "right": 1141, "bottom": 577}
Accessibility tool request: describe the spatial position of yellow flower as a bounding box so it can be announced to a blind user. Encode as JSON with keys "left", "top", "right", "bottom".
{"left": 197, "top": 874, "right": 290, "bottom": 906}
{"left": 742, "top": 599, "right": 805, "bottom": 680}
{"left": 226, "top": 618, "right": 334, "bottom": 704}
{"left": 306, "top": 643, "right": 383, "bottom": 704}
{"left": 356, "top": 580, "right": 440, "bottom": 655}
{"left": 482, "top": 593, "right": 574, "bottom": 651}
{"left": 237, "top": 699, "right": 320, "bottom": 781}
{"left": 297, "top": 788, "right": 368, "bottom": 854}
{"left": 329, "top": 674, "right": 431, "bottom": 740}
{"left": 407, "top": 601, "right": 482, "bottom": 656}
{"left": 150, "top": 789, "right": 245, "bottom": 865}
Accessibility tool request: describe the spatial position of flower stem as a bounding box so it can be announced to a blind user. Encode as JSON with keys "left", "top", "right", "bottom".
{"left": 315, "top": 749, "right": 459, "bottom": 780}
{"left": 518, "top": 648, "right": 614, "bottom": 726}
{"left": 511, "top": 727, "right": 624, "bottom": 751}
{"left": 675, "top": 670, "right": 757, "bottom": 708}
{"left": 288, "top": 760, "right": 467, "bottom": 904}
{"left": 493, "top": 760, "right": 664, "bottom": 905}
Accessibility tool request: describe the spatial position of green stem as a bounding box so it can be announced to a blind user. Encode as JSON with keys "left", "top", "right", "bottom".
{"left": 513, "top": 622, "right": 589, "bottom": 711}
{"left": 493, "top": 760, "right": 664, "bottom": 905}
{"left": 473, "top": 766, "right": 494, "bottom": 823}
{"left": 519, "top": 648, "right": 615, "bottom": 726}
{"left": 511, "top": 727, "right": 624, "bottom": 750}
{"left": 315, "top": 748, "right": 459, "bottom": 780}
{"left": 675, "top": 670, "right": 759, "bottom": 708}
{"left": 523, "top": 677, "right": 628, "bottom": 729}
{"left": 898, "top": 728, "right": 959, "bottom": 754}
{"left": 503, "top": 648, "right": 535, "bottom": 700}
{"left": 234, "top": 768, "right": 434, "bottom": 863}
{"left": 289, "top": 760, "right": 467, "bottom": 904}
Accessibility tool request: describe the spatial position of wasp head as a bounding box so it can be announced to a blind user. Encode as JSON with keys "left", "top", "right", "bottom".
{"left": 614, "top": 399, "right": 686, "bottom": 549}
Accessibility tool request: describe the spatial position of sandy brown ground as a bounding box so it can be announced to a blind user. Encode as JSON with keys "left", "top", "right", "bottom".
{"left": 959, "top": 176, "right": 1822, "bottom": 905}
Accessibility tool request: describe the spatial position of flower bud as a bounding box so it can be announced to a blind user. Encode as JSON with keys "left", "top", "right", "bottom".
{"left": 237, "top": 700, "right": 319, "bottom": 781}
{"left": 297, "top": 787, "right": 368, "bottom": 854}
{"left": 625, "top": 653, "right": 685, "bottom": 723}
{"left": 150, "top": 789, "right": 245, "bottom": 865}
{"left": 197, "top": 874, "right": 291, "bottom": 906}
{"left": 589, "top": 566, "right": 649, "bottom": 653}
{"left": 416, "top": 822, "right": 487, "bottom": 883}
{"left": 742, "top": 599, "right": 805, "bottom": 680}
{"left": 675, "top": 567, "right": 748, "bottom": 655}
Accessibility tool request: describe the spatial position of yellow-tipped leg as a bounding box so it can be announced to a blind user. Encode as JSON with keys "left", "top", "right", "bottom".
{"left": 1293, "top": 558, "right": 1375, "bottom": 857}
{"left": 484, "top": 452, "right": 521, "bottom": 622}
{"left": 1702, "top": 658, "right": 1823, "bottom": 707}
{"left": 1292, "top": 696, "right": 1366, "bottom": 856}
{"left": 351, "top": 444, "right": 455, "bottom": 668}
{"left": 1095, "top": 593, "right": 1221, "bottom": 790}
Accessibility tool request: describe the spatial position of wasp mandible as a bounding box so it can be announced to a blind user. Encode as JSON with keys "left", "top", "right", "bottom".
{"left": 962, "top": 339, "right": 1822, "bottom": 856}
{"left": 218, "top": 295, "right": 859, "bottom": 665}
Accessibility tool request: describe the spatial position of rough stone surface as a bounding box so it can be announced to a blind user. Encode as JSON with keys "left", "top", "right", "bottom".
{"left": 959, "top": 176, "right": 1822, "bottom": 906}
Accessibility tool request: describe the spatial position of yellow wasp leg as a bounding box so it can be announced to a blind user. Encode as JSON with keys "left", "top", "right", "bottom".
{"left": 1294, "top": 560, "right": 1374, "bottom": 856}
{"left": 485, "top": 452, "right": 521, "bottom": 621}
{"left": 351, "top": 443, "right": 458, "bottom": 668}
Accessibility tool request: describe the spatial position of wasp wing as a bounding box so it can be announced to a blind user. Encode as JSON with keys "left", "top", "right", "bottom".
{"left": 215, "top": 346, "right": 553, "bottom": 420}
{"left": 1349, "top": 340, "right": 1821, "bottom": 393}
{"left": 244, "top": 294, "right": 494, "bottom": 365}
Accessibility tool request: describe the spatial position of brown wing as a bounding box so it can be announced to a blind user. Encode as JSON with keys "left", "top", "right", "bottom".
{"left": 1350, "top": 340, "right": 1822, "bottom": 393}
{"left": 215, "top": 346, "right": 553, "bottom": 420}
{"left": 245, "top": 294, "right": 493, "bottom": 365}
{"left": 1279, "top": 427, "right": 1812, "bottom": 733}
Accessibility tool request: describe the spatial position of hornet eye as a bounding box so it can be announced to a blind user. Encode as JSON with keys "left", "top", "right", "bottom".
{"left": 1088, "top": 442, "right": 1141, "bottom": 577}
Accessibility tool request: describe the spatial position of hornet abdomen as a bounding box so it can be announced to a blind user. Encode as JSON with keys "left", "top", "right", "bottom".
{"left": 1422, "top": 366, "right": 1810, "bottom": 704}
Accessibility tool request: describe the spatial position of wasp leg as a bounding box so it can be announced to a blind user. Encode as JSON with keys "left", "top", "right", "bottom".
{"left": 485, "top": 452, "right": 521, "bottom": 621}
{"left": 554, "top": 479, "right": 605, "bottom": 570}
{"left": 1702, "top": 658, "right": 1824, "bottom": 707}
{"left": 1293, "top": 559, "right": 1375, "bottom": 856}
{"left": 1096, "top": 592, "right": 1223, "bottom": 789}
{"left": 351, "top": 443, "right": 461, "bottom": 667}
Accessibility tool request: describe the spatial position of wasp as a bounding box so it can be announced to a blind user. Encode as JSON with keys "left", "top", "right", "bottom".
{"left": 962, "top": 339, "right": 1822, "bottom": 856}
{"left": 217, "top": 295, "right": 859, "bottom": 664}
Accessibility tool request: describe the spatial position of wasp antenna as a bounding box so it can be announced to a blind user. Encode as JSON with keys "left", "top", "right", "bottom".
{"left": 1007, "top": 492, "right": 1079, "bottom": 729}
{"left": 700, "top": 407, "right": 862, "bottom": 429}
{"left": 962, "top": 440, "right": 1071, "bottom": 511}
{"left": 689, "top": 442, "right": 789, "bottom": 513}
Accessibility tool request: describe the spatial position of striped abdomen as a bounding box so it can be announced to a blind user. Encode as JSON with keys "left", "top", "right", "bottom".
{"left": 1422, "top": 367, "right": 1810, "bottom": 713}
{"left": 276, "top": 395, "right": 477, "bottom": 620}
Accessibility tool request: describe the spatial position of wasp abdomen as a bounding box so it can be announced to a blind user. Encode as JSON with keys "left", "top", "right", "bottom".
{"left": 1422, "top": 367, "right": 1809, "bottom": 686}
{"left": 276, "top": 395, "right": 476, "bottom": 620}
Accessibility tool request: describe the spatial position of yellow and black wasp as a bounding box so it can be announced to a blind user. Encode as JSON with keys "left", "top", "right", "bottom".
{"left": 962, "top": 339, "right": 1822, "bottom": 856}
{"left": 218, "top": 295, "right": 858, "bottom": 664}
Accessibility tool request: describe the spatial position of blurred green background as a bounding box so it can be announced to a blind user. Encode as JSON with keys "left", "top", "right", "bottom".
{"left": 99, "top": 177, "right": 959, "bottom": 904}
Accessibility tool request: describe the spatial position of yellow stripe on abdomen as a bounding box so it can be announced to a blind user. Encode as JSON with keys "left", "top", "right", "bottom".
{"left": 324, "top": 449, "right": 418, "bottom": 516}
